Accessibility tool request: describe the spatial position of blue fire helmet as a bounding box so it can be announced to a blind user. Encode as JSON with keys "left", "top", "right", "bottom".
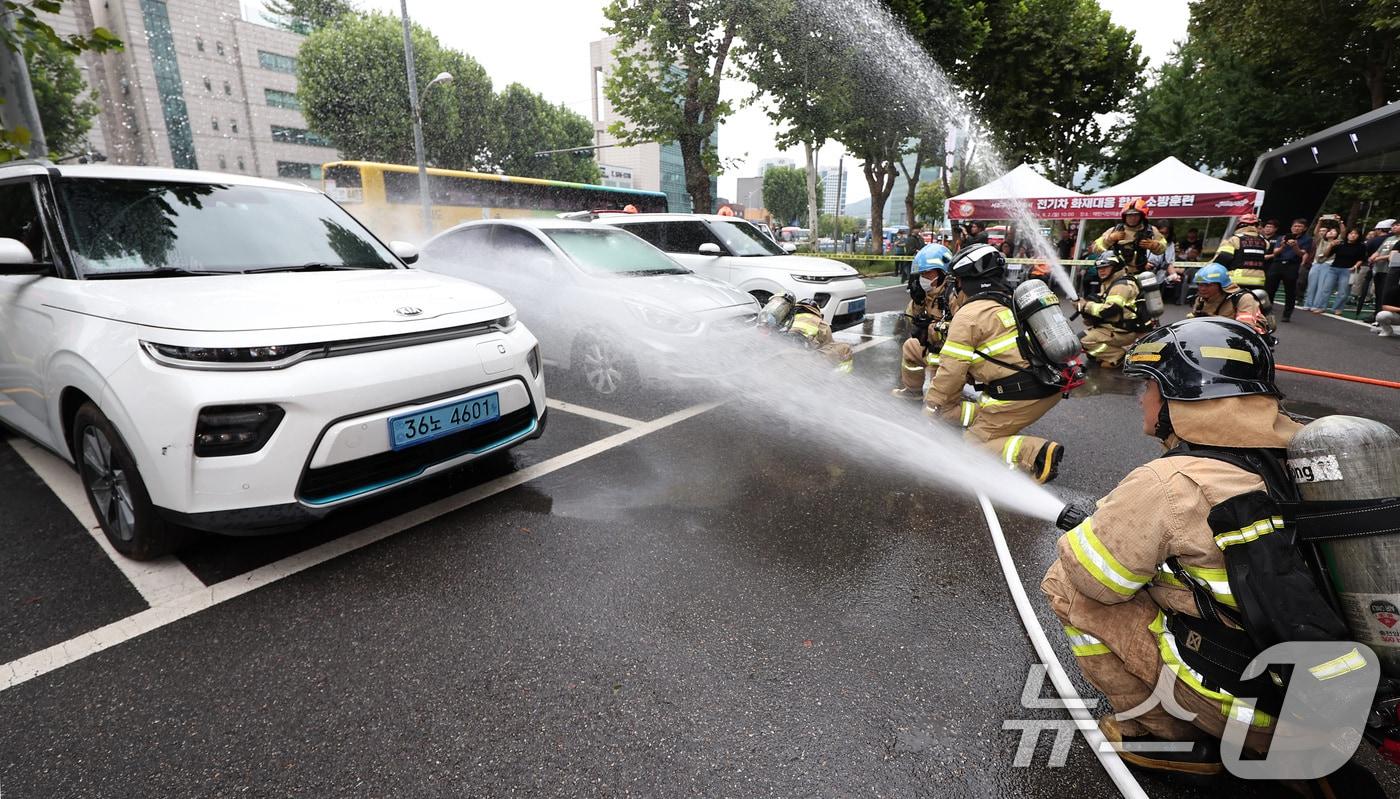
{"left": 912, "top": 243, "right": 952, "bottom": 275}
{"left": 1193, "top": 263, "right": 1231, "bottom": 287}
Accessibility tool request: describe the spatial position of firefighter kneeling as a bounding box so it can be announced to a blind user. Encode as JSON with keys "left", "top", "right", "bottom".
{"left": 1078, "top": 252, "right": 1146, "bottom": 369}
{"left": 922, "top": 244, "right": 1077, "bottom": 483}
{"left": 892, "top": 242, "right": 959, "bottom": 401}
{"left": 758, "top": 293, "right": 854, "bottom": 373}
{"left": 1042, "top": 317, "right": 1387, "bottom": 795}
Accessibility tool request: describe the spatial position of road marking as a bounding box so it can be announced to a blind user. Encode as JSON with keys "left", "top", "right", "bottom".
{"left": 976, "top": 493, "right": 1147, "bottom": 799}
{"left": 0, "top": 399, "right": 725, "bottom": 693}
{"left": 1314, "top": 311, "right": 1375, "bottom": 329}
{"left": 6, "top": 438, "right": 205, "bottom": 607}
{"left": 545, "top": 399, "right": 644, "bottom": 429}
{"left": 866, "top": 283, "right": 909, "bottom": 293}
{"left": 851, "top": 336, "right": 893, "bottom": 354}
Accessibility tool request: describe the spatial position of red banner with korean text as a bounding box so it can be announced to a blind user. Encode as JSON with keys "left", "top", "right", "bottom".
{"left": 946, "top": 192, "right": 1260, "bottom": 221}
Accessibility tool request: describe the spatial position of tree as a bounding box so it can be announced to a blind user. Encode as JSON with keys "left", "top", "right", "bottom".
{"left": 1, "top": 0, "right": 121, "bottom": 161}
{"left": 603, "top": 0, "right": 737, "bottom": 213}
{"left": 818, "top": 213, "right": 865, "bottom": 237}
{"left": 762, "top": 165, "right": 821, "bottom": 226}
{"left": 263, "top": 0, "right": 354, "bottom": 34}
{"left": 298, "top": 13, "right": 496, "bottom": 170}
{"left": 492, "top": 83, "right": 598, "bottom": 183}
{"left": 24, "top": 30, "right": 97, "bottom": 157}
{"left": 913, "top": 180, "right": 945, "bottom": 226}
{"left": 1110, "top": 0, "right": 1398, "bottom": 183}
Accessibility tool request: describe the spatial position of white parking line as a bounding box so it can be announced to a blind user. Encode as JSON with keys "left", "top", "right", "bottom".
{"left": 866, "top": 283, "right": 909, "bottom": 293}
{"left": 976, "top": 494, "right": 1147, "bottom": 799}
{"left": 850, "top": 336, "right": 893, "bottom": 354}
{"left": 0, "top": 399, "right": 724, "bottom": 693}
{"left": 6, "top": 438, "right": 205, "bottom": 607}
{"left": 545, "top": 399, "right": 644, "bottom": 429}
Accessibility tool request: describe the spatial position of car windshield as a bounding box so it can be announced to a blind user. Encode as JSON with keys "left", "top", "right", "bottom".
{"left": 56, "top": 179, "right": 398, "bottom": 277}
{"left": 544, "top": 227, "right": 689, "bottom": 276}
{"left": 712, "top": 219, "right": 787, "bottom": 256}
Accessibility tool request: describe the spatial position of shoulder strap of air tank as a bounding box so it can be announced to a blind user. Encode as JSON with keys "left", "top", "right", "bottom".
{"left": 966, "top": 290, "right": 1012, "bottom": 307}
{"left": 1162, "top": 442, "right": 1298, "bottom": 502}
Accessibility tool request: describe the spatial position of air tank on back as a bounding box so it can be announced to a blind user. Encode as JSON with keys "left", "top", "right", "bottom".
{"left": 1012, "top": 278, "right": 1079, "bottom": 363}
{"left": 1288, "top": 416, "right": 1400, "bottom": 677}
{"left": 1135, "top": 270, "right": 1165, "bottom": 321}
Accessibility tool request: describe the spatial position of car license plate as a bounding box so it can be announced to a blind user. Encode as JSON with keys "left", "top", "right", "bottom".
{"left": 389, "top": 393, "right": 500, "bottom": 450}
{"left": 847, "top": 298, "right": 866, "bottom": 315}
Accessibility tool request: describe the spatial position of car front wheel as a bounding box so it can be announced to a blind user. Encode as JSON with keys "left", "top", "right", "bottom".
{"left": 72, "top": 402, "right": 183, "bottom": 560}
{"left": 572, "top": 332, "right": 637, "bottom": 398}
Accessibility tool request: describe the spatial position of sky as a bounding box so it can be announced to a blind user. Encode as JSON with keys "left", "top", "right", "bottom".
{"left": 295, "top": 0, "right": 1190, "bottom": 205}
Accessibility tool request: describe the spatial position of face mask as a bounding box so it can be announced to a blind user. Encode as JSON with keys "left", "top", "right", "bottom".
{"left": 919, "top": 277, "right": 935, "bottom": 291}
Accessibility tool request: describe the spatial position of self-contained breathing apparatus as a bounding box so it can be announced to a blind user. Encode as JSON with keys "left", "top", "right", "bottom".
{"left": 1085, "top": 318, "right": 1400, "bottom": 762}
{"left": 948, "top": 244, "right": 1085, "bottom": 400}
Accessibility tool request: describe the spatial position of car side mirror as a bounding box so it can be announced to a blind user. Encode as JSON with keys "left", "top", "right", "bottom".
{"left": 0, "top": 237, "right": 41, "bottom": 273}
{"left": 698, "top": 242, "right": 722, "bottom": 255}
{"left": 389, "top": 240, "right": 419, "bottom": 264}
{"left": 781, "top": 242, "right": 797, "bottom": 253}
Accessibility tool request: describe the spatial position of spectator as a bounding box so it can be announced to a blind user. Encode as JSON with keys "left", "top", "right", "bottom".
{"left": 1359, "top": 219, "right": 1400, "bottom": 321}
{"left": 1148, "top": 223, "right": 1177, "bottom": 271}
{"left": 998, "top": 239, "right": 1015, "bottom": 259}
{"left": 1264, "top": 218, "right": 1308, "bottom": 322}
{"left": 1376, "top": 266, "right": 1400, "bottom": 338}
{"left": 1056, "top": 227, "right": 1075, "bottom": 260}
{"left": 967, "top": 221, "right": 989, "bottom": 245}
{"left": 1177, "top": 228, "right": 1204, "bottom": 256}
{"left": 1303, "top": 223, "right": 1344, "bottom": 311}
{"left": 1313, "top": 228, "right": 1368, "bottom": 315}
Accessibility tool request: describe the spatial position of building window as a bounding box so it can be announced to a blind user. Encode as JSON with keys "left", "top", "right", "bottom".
{"left": 215, "top": 41, "right": 224, "bottom": 56}
{"left": 257, "top": 50, "right": 297, "bottom": 74}
{"left": 270, "top": 124, "right": 332, "bottom": 148}
{"left": 202, "top": 76, "right": 211, "bottom": 91}
{"left": 196, "top": 36, "right": 203, "bottom": 52}
{"left": 139, "top": 0, "right": 197, "bottom": 168}
{"left": 276, "top": 161, "right": 323, "bottom": 180}
{"left": 229, "top": 119, "right": 237, "bottom": 133}
{"left": 223, "top": 80, "right": 231, "bottom": 95}
{"left": 264, "top": 88, "right": 299, "bottom": 110}
{"left": 211, "top": 116, "right": 219, "bottom": 131}
{"left": 218, "top": 155, "right": 227, "bottom": 170}
{"left": 237, "top": 156, "right": 245, "bottom": 171}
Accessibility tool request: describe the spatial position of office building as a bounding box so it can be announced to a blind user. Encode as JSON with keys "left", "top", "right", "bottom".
{"left": 819, "top": 164, "right": 846, "bottom": 217}
{"left": 44, "top": 0, "right": 339, "bottom": 182}
{"left": 590, "top": 36, "right": 716, "bottom": 213}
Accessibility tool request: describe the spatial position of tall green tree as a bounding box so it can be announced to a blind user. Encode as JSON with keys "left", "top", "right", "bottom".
{"left": 1111, "top": 0, "right": 1398, "bottom": 182}
{"left": 25, "top": 30, "right": 98, "bottom": 157}
{"left": 492, "top": 83, "right": 598, "bottom": 183}
{"left": 297, "top": 13, "right": 496, "bottom": 170}
{"left": 1, "top": 0, "right": 120, "bottom": 161}
{"left": 762, "top": 165, "right": 821, "bottom": 226}
{"left": 913, "top": 179, "right": 945, "bottom": 226}
{"left": 263, "top": 0, "right": 355, "bottom": 34}
{"left": 603, "top": 0, "right": 738, "bottom": 213}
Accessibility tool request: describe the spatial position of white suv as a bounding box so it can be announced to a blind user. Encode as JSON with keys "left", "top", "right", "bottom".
{"left": 0, "top": 163, "right": 546, "bottom": 558}
{"left": 596, "top": 214, "right": 867, "bottom": 328}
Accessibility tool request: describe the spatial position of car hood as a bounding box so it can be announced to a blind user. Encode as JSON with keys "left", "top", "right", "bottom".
{"left": 755, "top": 254, "right": 860, "bottom": 277}
{"left": 612, "top": 271, "right": 756, "bottom": 314}
{"left": 59, "top": 269, "right": 510, "bottom": 333}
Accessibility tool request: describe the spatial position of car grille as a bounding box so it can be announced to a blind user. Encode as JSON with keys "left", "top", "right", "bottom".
{"left": 298, "top": 406, "right": 536, "bottom": 505}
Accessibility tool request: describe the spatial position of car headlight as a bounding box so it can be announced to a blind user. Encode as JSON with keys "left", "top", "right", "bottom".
{"left": 625, "top": 301, "right": 700, "bottom": 334}
{"left": 494, "top": 313, "right": 517, "bottom": 333}
{"left": 790, "top": 273, "right": 836, "bottom": 283}
{"left": 141, "top": 341, "right": 314, "bottom": 370}
{"left": 527, "top": 344, "right": 541, "bottom": 378}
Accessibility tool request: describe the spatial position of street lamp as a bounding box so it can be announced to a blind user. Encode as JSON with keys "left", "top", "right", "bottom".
{"left": 400, "top": 0, "right": 452, "bottom": 236}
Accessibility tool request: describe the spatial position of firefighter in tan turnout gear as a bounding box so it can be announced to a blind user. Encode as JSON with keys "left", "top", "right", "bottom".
{"left": 1092, "top": 197, "right": 1166, "bottom": 271}
{"left": 922, "top": 244, "right": 1065, "bottom": 483}
{"left": 1213, "top": 212, "right": 1269, "bottom": 289}
{"left": 1188, "top": 263, "right": 1270, "bottom": 337}
{"left": 1042, "top": 319, "right": 1306, "bottom": 775}
{"left": 892, "top": 243, "right": 960, "bottom": 401}
{"left": 758, "top": 294, "right": 854, "bottom": 373}
{"left": 1077, "top": 252, "right": 1143, "bottom": 368}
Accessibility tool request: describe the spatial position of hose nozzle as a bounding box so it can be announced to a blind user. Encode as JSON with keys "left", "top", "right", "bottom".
{"left": 1055, "top": 501, "right": 1092, "bottom": 532}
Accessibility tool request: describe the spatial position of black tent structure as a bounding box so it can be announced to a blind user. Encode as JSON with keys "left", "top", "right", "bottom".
{"left": 1247, "top": 102, "right": 1400, "bottom": 224}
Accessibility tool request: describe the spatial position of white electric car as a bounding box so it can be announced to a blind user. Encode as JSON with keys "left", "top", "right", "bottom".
{"left": 595, "top": 213, "right": 867, "bottom": 328}
{"left": 417, "top": 219, "right": 760, "bottom": 397}
{"left": 0, "top": 163, "right": 546, "bottom": 559}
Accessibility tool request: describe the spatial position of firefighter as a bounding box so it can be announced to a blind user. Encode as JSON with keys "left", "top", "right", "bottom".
{"left": 1188, "top": 264, "right": 1268, "bottom": 336}
{"left": 1213, "top": 212, "right": 1269, "bottom": 288}
{"left": 1041, "top": 318, "right": 1386, "bottom": 795}
{"left": 892, "top": 242, "right": 959, "bottom": 401}
{"left": 760, "top": 294, "right": 854, "bottom": 373}
{"left": 923, "top": 244, "right": 1065, "bottom": 483}
{"left": 1093, "top": 198, "right": 1166, "bottom": 272}
{"left": 1077, "top": 252, "right": 1142, "bottom": 368}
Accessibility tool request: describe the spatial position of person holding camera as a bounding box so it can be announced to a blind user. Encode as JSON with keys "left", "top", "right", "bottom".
{"left": 1303, "top": 217, "right": 1344, "bottom": 311}
{"left": 1265, "top": 218, "right": 1311, "bottom": 322}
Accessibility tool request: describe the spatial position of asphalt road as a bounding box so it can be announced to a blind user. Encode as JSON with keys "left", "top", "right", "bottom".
{"left": 1, "top": 281, "right": 1397, "bottom": 798}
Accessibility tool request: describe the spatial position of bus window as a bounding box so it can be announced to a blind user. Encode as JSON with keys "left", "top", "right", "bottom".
{"left": 323, "top": 164, "right": 363, "bottom": 203}
{"left": 383, "top": 171, "right": 421, "bottom": 205}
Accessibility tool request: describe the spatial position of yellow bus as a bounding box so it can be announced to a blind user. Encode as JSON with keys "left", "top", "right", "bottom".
{"left": 321, "top": 160, "right": 669, "bottom": 240}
